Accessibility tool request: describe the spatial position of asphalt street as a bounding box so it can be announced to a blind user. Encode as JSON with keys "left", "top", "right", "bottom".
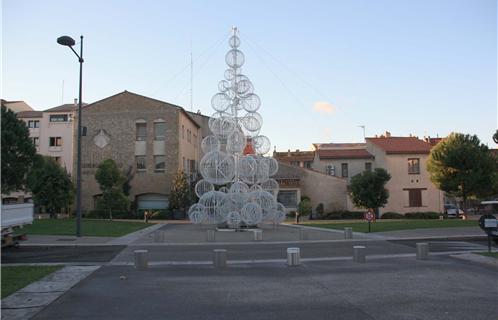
{"left": 31, "top": 256, "right": 498, "bottom": 320}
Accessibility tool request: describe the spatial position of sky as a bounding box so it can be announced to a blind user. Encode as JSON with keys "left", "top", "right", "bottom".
{"left": 2, "top": 0, "right": 497, "bottom": 150}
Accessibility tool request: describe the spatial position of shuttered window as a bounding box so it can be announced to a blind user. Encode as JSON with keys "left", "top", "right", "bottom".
{"left": 408, "top": 189, "right": 422, "bottom": 207}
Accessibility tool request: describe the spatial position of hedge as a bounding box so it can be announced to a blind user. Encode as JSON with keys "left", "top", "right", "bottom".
{"left": 404, "top": 211, "right": 441, "bottom": 219}
{"left": 380, "top": 212, "right": 404, "bottom": 219}
{"left": 320, "top": 211, "right": 365, "bottom": 220}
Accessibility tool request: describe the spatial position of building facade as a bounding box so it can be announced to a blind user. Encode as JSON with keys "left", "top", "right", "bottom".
{"left": 76, "top": 91, "right": 201, "bottom": 212}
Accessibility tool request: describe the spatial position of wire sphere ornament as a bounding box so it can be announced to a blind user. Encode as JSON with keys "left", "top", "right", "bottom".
{"left": 261, "top": 178, "right": 279, "bottom": 196}
{"left": 241, "top": 202, "right": 263, "bottom": 225}
{"left": 195, "top": 179, "right": 214, "bottom": 198}
{"left": 225, "top": 49, "right": 245, "bottom": 68}
{"left": 224, "top": 69, "right": 236, "bottom": 81}
{"left": 228, "top": 181, "right": 250, "bottom": 203}
{"left": 199, "top": 151, "right": 236, "bottom": 185}
{"left": 249, "top": 184, "right": 262, "bottom": 192}
{"left": 199, "top": 191, "right": 229, "bottom": 224}
{"left": 248, "top": 190, "right": 277, "bottom": 221}
{"left": 226, "top": 211, "right": 242, "bottom": 228}
{"left": 266, "top": 157, "right": 279, "bottom": 176}
{"left": 241, "top": 93, "right": 261, "bottom": 112}
{"left": 211, "top": 92, "right": 232, "bottom": 112}
{"left": 242, "top": 112, "right": 263, "bottom": 132}
{"left": 253, "top": 135, "right": 271, "bottom": 155}
{"left": 201, "top": 135, "right": 221, "bottom": 154}
{"left": 209, "top": 116, "right": 236, "bottom": 140}
{"left": 188, "top": 203, "right": 207, "bottom": 224}
{"left": 229, "top": 35, "right": 241, "bottom": 48}
{"left": 226, "top": 130, "right": 247, "bottom": 154}
{"left": 273, "top": 203, "right": 287, "bottom": 224}
{"left": 218, "top": 80, "right": 230, "bottom": 92}
{"left": 236, "top": 80, "right": 253, "bottom": 96}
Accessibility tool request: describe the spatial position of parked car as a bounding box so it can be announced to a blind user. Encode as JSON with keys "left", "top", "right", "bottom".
{"left": 444, "top": 204, "right": 464, "bottom": 219}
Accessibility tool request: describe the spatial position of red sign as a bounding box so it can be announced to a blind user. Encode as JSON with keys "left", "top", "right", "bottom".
{"left": 364, "top": 211, "right": 375, "bottom": 222}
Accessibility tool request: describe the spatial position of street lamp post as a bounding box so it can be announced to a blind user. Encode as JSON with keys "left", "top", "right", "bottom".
{"left": 57, "top": 35, "right": 84, "bottom": 237}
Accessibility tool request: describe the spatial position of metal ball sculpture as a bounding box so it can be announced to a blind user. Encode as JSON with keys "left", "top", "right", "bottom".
{"left": 188, "top": 27, "right": 286, "bottom": 227}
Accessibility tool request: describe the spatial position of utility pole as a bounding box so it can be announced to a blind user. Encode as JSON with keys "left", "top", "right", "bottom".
{"left": 359, "top": 125, "right": 366, "bottom": 141}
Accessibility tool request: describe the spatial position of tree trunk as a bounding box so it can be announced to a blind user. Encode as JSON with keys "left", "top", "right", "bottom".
{"left": 109, "top": 208, "right": 113, "bottom": 221}
{"left": 462, "top": 194, "right": 467, "bottom": 219}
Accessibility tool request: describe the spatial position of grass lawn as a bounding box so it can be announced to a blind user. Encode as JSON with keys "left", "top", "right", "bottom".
{"left": 475, "top": 252, "right": 498, "bottom": 259}
{"left": 23, "top": 219, "right": 151, "bottom": 237}
{"left": 1, "top": 265, "right": 62, "bottom": 298}
{"left": 302, "top": 219, "right": 478, "bottom": 233}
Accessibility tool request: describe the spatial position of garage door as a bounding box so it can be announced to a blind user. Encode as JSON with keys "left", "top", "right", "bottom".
{"left": 136, "top": 193, "right": 169, "bottom": 210}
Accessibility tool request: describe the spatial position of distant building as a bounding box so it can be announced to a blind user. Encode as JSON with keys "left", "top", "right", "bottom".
{"left": 2, "top": 99, "right": 34, "bottom": 113}
{"left": 273, "top": 149, "right": 314, "bottom": 168}
{"left": 366, "top": 133, "right": 444, "bottom": 214}
{"left": 76, "top": 91, "right": 201, "bottom": 213}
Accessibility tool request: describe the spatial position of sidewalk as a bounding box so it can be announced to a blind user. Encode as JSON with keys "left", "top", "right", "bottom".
{"left": 373, "top": 226, "right": 486, "bottom": 240}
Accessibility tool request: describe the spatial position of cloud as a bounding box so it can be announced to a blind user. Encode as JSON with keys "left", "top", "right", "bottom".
{"left": 313, "top": 101, "right": 336, "bottom": 114}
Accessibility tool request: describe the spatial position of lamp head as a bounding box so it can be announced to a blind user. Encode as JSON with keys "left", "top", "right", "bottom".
{"left": 57, "top": 36, "right": 75, "bottom": 47}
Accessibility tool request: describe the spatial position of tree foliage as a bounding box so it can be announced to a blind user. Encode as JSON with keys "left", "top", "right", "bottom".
{"left": 349, "top": 168, "right": 391, "bottom": 210}
{"left": 27, "top": 156, "right": 73, "bottom": 218}
{"left": 1, "top": 106, "right": 36, "bottom": 194}
{"left": 298, "top": 198, "right": 312, "bottom": 216}
{"left": 169, "top": 171, "right": 192, "bottom": 213}
{"left": 427, "top": 133, "right": 498, "bottom": 209}
{"left": 95, "top": 159, "right": 129, "bottom": 219}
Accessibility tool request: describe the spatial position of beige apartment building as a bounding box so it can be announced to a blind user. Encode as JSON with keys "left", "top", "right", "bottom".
{"left": 17, "top": 102, "right": 78, "bottom": 175}
{"left": 76, "top": 91, "right": 201, "bottom": 212}
{"left": 275, "top": 134, "right": 445, "bottom": 215}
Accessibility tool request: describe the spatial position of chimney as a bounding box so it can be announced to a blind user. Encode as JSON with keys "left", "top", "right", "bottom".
{"left": 74, "top": 98, "right": 78, "bottom": 106}
{"left": 296, "top": 149, "right": 300, "bottom": 152}
{"left": 287, "top": 149, "right": 291, "bottom": 157}
{"left": 385, "top": 131, "right": 391, "bottom": 138}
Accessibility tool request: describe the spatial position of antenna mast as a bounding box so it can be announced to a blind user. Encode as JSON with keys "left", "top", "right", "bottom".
{"left": 190, "top": 40, "right": 193, "bottom": 112}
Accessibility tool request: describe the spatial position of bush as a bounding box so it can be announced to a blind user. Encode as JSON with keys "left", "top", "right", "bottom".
{"left": 321, "top": 210, "right": 365, "bottom": 220}
{"left": 298, "top": 199, "right": 312, "bottom": 216}
{"left": 287, "top": 211, "right": 296, "bottom": 218}
{"left": 404, "top": 211, "right": 440, "bottom": 219}
{"left": 315, "top": 203, "right": 324, "bottom": 216}
{"left": 381, "top": 212, "right": 404, "bottom": 219}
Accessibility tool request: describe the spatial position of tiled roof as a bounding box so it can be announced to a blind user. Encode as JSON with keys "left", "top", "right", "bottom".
{"left": 367, "top": 137, "right": 432, "bottom": 154}
{"left": 317, "top": 148, "right": 374, "bottom": 159}
{"left": 313, "top": 142, "right": 366, "bottom": 150}
{"left": 16, "top": 110, "right": 43, "bottom": 118}
{"left": 44, "top": 103, "right": 83, "bottom": 112}
{"left": 274, "top": 151, "right": 314, "bottom": 162}
{"left": 425, "top": 137, "right": 443, "bottom": 146}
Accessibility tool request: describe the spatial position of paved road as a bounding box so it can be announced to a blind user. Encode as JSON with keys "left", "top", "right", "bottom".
{"left": 1, "top": 246, "right": 125, "bottom": 264}
{"left": 31, "top": 257, "right": 498, "bottom": 320}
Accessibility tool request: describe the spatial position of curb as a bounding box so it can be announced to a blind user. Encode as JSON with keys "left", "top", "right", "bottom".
{"left": 449, "top": 252, "right": 498, "bottom": 268}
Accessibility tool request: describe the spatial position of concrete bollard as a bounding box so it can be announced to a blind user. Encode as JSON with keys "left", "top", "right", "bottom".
{"left": 299, "top": 229, "right": 308, "bottom": 240}
{"left": 134, "top": 250, "right": 148, "bottom": 270}
{"left": 213, "top": 249, "right": 227, "bottom": 268}
{"left": 207, "top": 229, "right": 216, "bottom": 242}
{"left": 287, "top": 247, "right": 301, "bottom": 266}
{"left": 153, "top": 231, "right": 165, "bottom": 243}
{"left": 439, "top": 215, "right": 444, "bottom": 221}
{"left": 253, "top": 229, "right": 263, "bottom": 241}
{"left": 353, "top": 246, "right": 366, "bottom": 263}
{"left": 344, "top": 227, "right": 353, "bottom": 239}
{"left": 416, "top": 243, "right": 429, "bottom": 260}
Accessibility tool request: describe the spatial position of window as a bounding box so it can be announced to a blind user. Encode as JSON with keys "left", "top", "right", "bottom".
{"left": 365, "top": 162, "right": 372, "bottom": 172}
{"left": 49, "top": 114, "right": 68, "bottom": 122}
{"left": 326, "top": 165, "right": 335, "bottom": 176}
{"left": 154, "top": 122, "right": 165, "bottom": 141}
{"left": 304, "top": 161, "right": 312, "bottom": 169}
{"left": 182, "top": 125, "right": 185, "bottom": 139}
{"left": 49, "top": 137, "right": 62, "bottom": 147}
{"left": 408, "top": 158, "right": 420, "bottom": 174}
{"left": 187, "top": 129, "right": 191, "bottom": 143}
{"left": 28, "top": 120, "right": 39, "bottom": 128}
{"left": 32, "top": 137, "right": 39, "bottom": 147}
{"left": 290, "top": 161, "right": 300, "bottom": 166}
{"left": 193, "top": 134, "right": 197, "bottom": 148}
{"left": 408, "top": 189, "right": 422, "bottom": 207}
{"left": 154, "top": 156, "right": 165, "bottom": 172}
{"left": 277, "top": 190, "right": 298, "bottom": 208}
{"left": 136, "top": 156, "right": 146, "bottom": 171}
{"left": 136, "top": 123, "right": 147, "bottom": 141}
{"left": 341, "top": 163, "right": 348, "bottom": 178}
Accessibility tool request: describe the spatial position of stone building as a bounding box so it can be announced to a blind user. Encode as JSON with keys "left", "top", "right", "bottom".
{"left": 76, "top": 91, "right": 201, "bottom": 212}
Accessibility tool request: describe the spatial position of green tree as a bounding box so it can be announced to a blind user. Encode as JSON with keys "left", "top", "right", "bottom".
{"left": 27, "top": 156, "right": 73, "bottom": 218}
{"left": 95, "top": 159, "right": 129, "bottom": 220}
{"left": 298, "top": 198, "right": 312, "bottom": 216}
{"left": 349, "top": 168, "right": 391, "bottom": 217}
{"left": 427, "top": 133, "right": 498, "bottom": 214}
{"left": 1, "top": 105, "right": 36, "bottom": 194}
{"left": 169, "top": 171, "right": 192, "bottom": 218}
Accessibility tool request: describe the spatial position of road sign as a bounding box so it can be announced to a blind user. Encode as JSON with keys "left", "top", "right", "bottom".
{"left": 365, "top": 211, "right": 375, "bottom": 222}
